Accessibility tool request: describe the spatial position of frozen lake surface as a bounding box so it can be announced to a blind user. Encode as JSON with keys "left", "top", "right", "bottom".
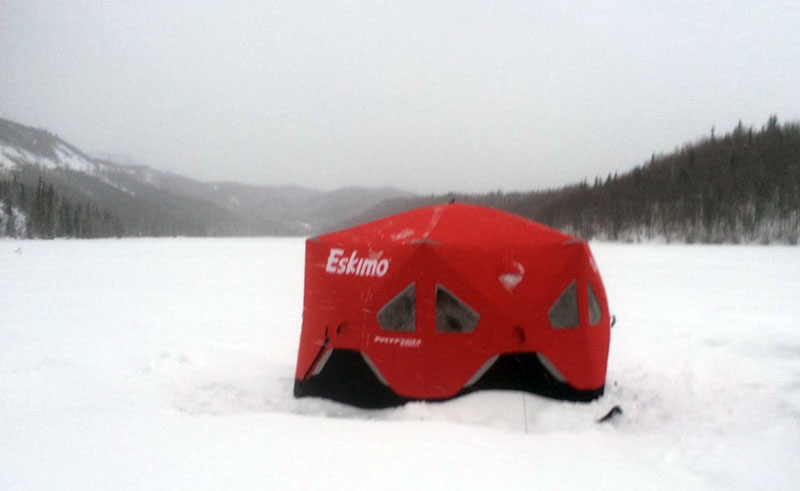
{"left": 1, "top": 238, "right": 798, "bottom": 490}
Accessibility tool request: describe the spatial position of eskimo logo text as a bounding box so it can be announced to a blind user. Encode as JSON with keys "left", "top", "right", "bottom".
{"left": 325, "top": 248, "right": 390, "bottom": 277}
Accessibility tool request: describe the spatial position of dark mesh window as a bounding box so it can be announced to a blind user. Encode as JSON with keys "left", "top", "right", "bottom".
{"left": 377, "top": 283, "right": 416, "bottom": 332}
{"left": 588, "top": 283, "right": 602, "bottom": 325}
{"left": 548, "top": 280, "right": 579, "bottom": 329}
{"left": 436, "top": 284, "right": 480, "bottom": 333}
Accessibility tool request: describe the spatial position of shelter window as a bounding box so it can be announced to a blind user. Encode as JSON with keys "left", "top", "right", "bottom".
{"left": 436, "top": 284, "right": 480, "bottom": 333}
{"left": 549, "top": 280, "right": 579, "bottom": 329}
{"left": 588, "top": 283, "right": 602, "bottom": 325}
{"left": 377, "top": 283, "right": 416, "bottom": 332}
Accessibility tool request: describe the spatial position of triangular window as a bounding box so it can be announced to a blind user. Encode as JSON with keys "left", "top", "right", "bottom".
{"left": 588, "top": 283, "right": 602, "bottom": 325}
{"left": 548, "top": 280, "right": 579, "bottom": 329}
{"left": 436, "top": 284, "right": 480, "bottom": 333}
{"left": 377, "top": 283, "right": 416, "bottom": 332}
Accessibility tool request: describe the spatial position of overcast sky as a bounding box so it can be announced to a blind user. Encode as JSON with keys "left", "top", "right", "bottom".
{"left": 2, "top": 1, "right": 799, "bottom": 193}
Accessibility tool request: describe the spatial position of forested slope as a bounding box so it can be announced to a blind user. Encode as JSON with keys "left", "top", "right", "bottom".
{"left": 347, "top": 117, "right": 800, "bottom": 244}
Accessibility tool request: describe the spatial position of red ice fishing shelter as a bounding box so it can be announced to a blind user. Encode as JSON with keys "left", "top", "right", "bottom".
{"left": 294, "top": 203, "right": 611, "bottom": 408}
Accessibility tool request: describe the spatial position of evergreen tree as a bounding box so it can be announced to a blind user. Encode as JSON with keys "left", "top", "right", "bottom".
{"left": 0, "top": 174, "right": 122, "bottom": 239}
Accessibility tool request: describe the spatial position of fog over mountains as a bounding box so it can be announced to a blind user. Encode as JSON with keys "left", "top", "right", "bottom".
{"left": 2, "top": 115, "right": 799, "bottom": 243}
{"left": 0, "top": 117, "right": 412, "bottom": 237}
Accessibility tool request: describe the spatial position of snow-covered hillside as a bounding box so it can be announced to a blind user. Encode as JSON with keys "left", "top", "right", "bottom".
{"left": 0, "top": 139, "right": 99, "bottom": 174}
{"left": 1, "top": 239, "right": 798, "bottom": 490}
{"left": 1, "top": 117, "right": 416, "bottom": 237}
{"left": 0, "top": 118, "right": 107, "bottom": 177}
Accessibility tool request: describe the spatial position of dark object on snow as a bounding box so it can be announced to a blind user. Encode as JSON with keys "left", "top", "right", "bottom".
{"left": 597, "top": 405, "right": 623, "bottom": 423}
{"left": 294, "top": 204, "right": 613, "bottom": 408}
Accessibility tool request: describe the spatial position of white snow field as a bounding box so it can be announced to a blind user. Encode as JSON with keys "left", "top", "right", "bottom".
{"left": 1, "top": 238, "right": 798, "bottom": 490}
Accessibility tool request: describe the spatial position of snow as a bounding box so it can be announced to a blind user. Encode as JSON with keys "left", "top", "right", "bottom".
{"left": 1, "top": 238, "right": 798, "bottom": 490}
{"left": 53, "top": 143, "right": 96, "bottom": 174}
{"left": 0, "top": 145, "right": 24, "bottom": 170}
{"left": 0, "top": 141, "right": 102, "bottom": 175}
{"left": 0, "top": 140, "right": 136, "bottom": 195}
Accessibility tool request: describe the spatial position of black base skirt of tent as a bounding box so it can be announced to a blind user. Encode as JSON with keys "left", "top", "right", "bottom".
{"left": 293, "top": 349, "right": 604, "bottom": 409}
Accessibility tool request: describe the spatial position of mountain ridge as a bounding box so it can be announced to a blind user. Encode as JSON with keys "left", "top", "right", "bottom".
{"left": 3, "top": 115, "right": 798, "bottom": 243}
{"left": 0, "top": 117, "right": 413, "bottom": 237}
{"left": 340, "top": 117, "right": 800, "bottom": 244}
